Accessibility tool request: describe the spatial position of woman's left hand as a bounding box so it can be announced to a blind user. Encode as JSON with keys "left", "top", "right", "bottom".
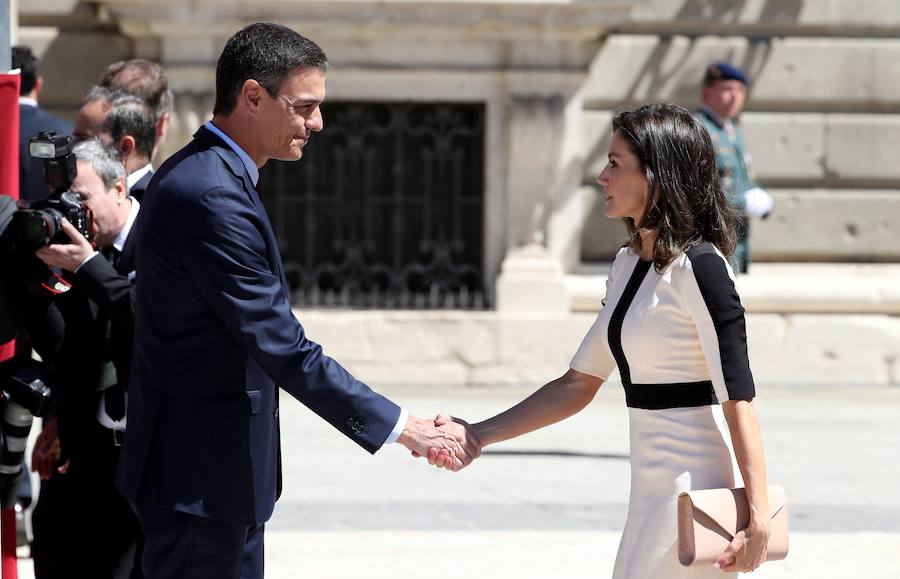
{"left": 714, "top": 522, "right": 770, "bottom": 573}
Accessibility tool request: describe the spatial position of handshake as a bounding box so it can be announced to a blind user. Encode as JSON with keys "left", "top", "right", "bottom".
{"left": 397, "top": 413, "right": 482, "bottom": 472}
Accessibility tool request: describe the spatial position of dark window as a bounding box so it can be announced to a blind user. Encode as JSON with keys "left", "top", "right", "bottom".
{"left": 259, "top": 102, "right": 488, "bottom": 309}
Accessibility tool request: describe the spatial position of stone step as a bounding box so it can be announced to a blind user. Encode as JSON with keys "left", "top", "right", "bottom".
{"left": 568, "top": 262, "right": 900, "bottom": 314}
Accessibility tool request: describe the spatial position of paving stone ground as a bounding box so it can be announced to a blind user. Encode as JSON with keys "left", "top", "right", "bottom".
{"left": 15, "top": 384, "right": 900, "bottom": 578}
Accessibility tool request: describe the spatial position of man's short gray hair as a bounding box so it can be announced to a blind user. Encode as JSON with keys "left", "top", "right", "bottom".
{"left": 73, "top": 138, "right": 127, "bottom": 191}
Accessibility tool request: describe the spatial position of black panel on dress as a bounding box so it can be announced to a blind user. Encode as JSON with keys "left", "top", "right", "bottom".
{"left": 625, "top": 381, "right": 718, "bottom": 410}
{"left": 607, "top": 259, "right": 652, "bottom": 388}
{"left": 685, "top": 243, "right": 756, "bottom": 401}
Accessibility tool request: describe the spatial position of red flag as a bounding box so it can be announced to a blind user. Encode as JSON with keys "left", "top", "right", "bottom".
{"left": 0, "top": 72, "right": 21, "bottom": 363}
{"left": 0, "top": 72, "right": 18, "bottom": 200}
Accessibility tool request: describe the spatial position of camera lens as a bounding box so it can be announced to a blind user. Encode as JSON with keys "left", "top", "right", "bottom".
{"left": 16, "top": 212, "right": 57, "bottom": 251}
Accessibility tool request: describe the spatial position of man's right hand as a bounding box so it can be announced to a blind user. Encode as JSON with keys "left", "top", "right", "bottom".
{"left": 397, "top": 414, "right": 481, "bottom": 472}
{"left": 31, "top": 416, "right": 69, "bottom": 479}
{"left": 35, "top": 218, "right": 96, "bottom": 273}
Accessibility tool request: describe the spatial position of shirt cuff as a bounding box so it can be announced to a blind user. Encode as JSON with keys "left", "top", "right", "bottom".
{"left": 74, "top": 250, "right": 101, "bottom": 273}
{"left": 383, "top": 407, "right": 408, "bottom": 445}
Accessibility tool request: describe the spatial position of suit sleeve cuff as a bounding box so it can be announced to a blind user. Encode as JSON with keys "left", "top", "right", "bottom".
{"left": 74, "top": 250, "right": 100, "bottom": 273}
{"left": 383, "top": 407, "right": 408, "bottom": 445}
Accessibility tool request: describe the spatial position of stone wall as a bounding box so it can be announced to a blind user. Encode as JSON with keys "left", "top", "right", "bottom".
{"left": 15, "top": 1, "right": 900, "bottom": 387}
{"left": 296, "top": 307, "right": 900, "bottom": 387}
{"left": 580, "top": 1, "right": 900, "bottom": 262}
{"left": 20, "top": 1, "right": 900, "bottom": 266}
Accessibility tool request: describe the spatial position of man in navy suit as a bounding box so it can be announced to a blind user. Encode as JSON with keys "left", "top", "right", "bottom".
{"left": 73, "top": 86, "right": 157, "bottom": 202}
{"left": 117, "top": 22, "right": 479, "bottom": 579}
{"left": 12, "top": 45, "right": 73, "bottom": 202}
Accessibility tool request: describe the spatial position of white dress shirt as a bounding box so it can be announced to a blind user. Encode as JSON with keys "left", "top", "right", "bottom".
{"left": 126, "top": 163, "right": 154, "bottom": 192}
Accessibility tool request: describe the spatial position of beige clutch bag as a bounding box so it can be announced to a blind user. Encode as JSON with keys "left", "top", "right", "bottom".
{"left": 677, "top": 485, "right": 789, "bottom": 567}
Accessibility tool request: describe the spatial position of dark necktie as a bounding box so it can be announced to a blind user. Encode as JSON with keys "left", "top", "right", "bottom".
{"left": 102, "top": 246, "right": 121, "bottom": 268}
{"left": 104, "top": 384, "right": 126, "bottom": 422}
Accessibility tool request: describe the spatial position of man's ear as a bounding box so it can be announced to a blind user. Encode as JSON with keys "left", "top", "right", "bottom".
{"left": 118, "top": 135, "right": 135, "bottom": 164}
{"left": 34, "top": 76, "right": 44, "bottom": 96}
{"left": 115, "top": 176, "right": 128, "bottom": 201}
{"left": 156, "top": 111, "right": 170, "bottom": 141}
{"left": 240, "top": 79, "right": 264, "bottom": 115}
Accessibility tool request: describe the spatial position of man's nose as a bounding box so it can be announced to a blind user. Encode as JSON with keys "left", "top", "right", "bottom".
{"left": 308, "top": 106, "right": 324, "bottom": 132}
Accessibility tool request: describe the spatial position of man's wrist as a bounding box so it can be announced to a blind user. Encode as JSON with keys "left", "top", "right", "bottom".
{"left": 395, "top": 414, "right": 425, "bottom": 449}
{"left": 384, "top": 407, "right": 408, "bottom": 445}
{"left": 74, "top": 250, "right": 100, "bottom": 273}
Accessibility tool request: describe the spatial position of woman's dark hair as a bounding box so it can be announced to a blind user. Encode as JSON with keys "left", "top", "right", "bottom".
{"left": 611, "top": 102, "right": 737, "bottom": 270}
{"left": 213, "top": 22, "right": 329, "bottom": 116}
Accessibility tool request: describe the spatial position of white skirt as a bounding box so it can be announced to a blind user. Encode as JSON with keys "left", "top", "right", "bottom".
{"left": 612, "top": 405, "right": 742, "bottom": 579}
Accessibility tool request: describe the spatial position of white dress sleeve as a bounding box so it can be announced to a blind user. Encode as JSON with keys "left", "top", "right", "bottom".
{"left": 569, "top": 247, "right": 628, "bottom": 380}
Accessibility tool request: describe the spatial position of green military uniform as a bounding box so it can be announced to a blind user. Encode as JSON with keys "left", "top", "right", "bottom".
{"left": 696, "top": 107, "right": 758, "bottom": 273}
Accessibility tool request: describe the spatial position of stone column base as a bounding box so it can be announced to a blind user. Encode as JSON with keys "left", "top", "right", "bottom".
{"left": 495, "top": 244, "right": 570, "bottom": 314}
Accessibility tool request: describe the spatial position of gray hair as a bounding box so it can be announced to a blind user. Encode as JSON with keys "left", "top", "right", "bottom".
{"left": 83, "top": 84, "right": 121, "bottom": 107}
{"left": 73, "top": 138, "right": 127, "bottom": 191}
{"left": 82, "top": 85, "right": 157, "bottom": 161}
{"left": 99, "top": 59, "right": 174, "bottom": 120}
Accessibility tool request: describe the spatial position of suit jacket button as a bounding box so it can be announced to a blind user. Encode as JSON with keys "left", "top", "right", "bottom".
{"left": 274, "top": 408, "right": 279, "bottom": 419}
{"left": 346, "top": 416, "right": 365, "bottom": 434}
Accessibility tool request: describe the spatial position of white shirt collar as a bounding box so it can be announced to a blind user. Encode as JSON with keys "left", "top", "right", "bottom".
{"left": 112, "top": 197, "right": 140, "bottom": 254}
{"left": 19, "top": 97, "right": 38, "bottom": 108}
{"left": 204, "top": 120, "right": 259, "bottom": 187}
{"left": 126, "top": 163, "right": 154, "bottom": 192}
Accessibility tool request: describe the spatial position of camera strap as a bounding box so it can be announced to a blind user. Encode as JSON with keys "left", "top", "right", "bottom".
{"left": 38, "top": 268, "right": 72, "bottom": 297}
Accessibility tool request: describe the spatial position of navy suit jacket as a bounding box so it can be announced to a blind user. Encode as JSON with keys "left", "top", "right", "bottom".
{"left": 127, "top": 168, "right": 154, "bottom": 204}
{"left": 19, "top": 104, "right": 73, "bottom": 202}
{"left": 117, "top": 126, "right": 401, "bottom": 525}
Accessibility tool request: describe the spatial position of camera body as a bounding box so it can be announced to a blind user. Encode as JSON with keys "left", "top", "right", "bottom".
{"left": 2, "top": 364, "right": 52, "bottom": 418}
{"left": 9, "top": 192, "right": 92, "bottom": 253}
{"left": 7, "top": 131, "right": 92, "bottom": 253}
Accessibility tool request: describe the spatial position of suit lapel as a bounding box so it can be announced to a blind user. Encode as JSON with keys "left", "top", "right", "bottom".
{"left": 129, "top": 170, "right": 154, "bottom": 202}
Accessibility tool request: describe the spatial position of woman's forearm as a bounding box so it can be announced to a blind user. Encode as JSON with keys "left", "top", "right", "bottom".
{"left": 723, "top": 399, "right": 770, "bottom": 530}
{"left": 474, "top": 369, "right": 603, "bottom": 446}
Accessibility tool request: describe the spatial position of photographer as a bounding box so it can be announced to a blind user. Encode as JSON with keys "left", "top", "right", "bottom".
{"left": 28, "top": 139, "right": 142, "bottom": 579}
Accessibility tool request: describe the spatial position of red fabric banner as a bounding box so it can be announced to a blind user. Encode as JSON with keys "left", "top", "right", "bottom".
{"left": 0, "top": 73, "right": 21, "bottom": 364}
{"left": 0, "top": 73, "right": 19, "bottom": 201}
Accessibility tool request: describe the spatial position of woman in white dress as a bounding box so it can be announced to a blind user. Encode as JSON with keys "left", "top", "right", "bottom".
{"left": 429, "top": 103, "right": 771, "bottom": 577}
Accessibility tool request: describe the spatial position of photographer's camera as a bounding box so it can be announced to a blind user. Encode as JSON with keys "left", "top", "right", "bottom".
{"left": 9, "top": 131, "right": 92, "bottom": 252}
